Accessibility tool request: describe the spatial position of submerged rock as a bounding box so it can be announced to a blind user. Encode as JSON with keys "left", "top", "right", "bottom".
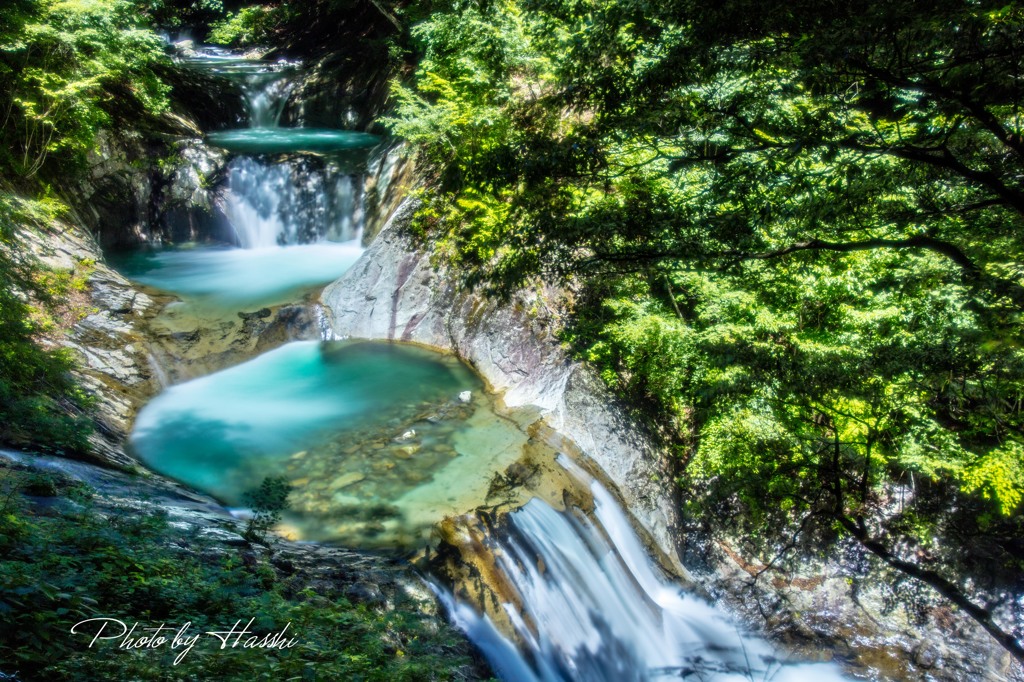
{"left": 328, "top": 472, "right": 365, "bottom": 490}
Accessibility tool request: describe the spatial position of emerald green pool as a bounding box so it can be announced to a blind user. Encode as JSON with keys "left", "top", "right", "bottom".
{"left": 129, "top": 340, "right": 527, "bottom": 548}
{"left": 207, "top": 128, "right": 381, "bottom": 155}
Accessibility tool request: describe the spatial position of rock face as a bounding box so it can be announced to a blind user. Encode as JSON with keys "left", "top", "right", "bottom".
{"left": 361, "top": 144, "right": 415, "bottom": 245}
{"left": 321, "top": 198, "right": 684, "bottom": 572}
{"left": 72, "top": 126, "right": 232, "bottom": 250}
{"left": 25, "top": 224, "right": 164, "bottom": 468}
{"left": 321, "top": 198, "right": 1019, "bottom": 682}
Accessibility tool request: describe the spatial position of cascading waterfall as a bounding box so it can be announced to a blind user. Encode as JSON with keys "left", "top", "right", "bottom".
{"left": 184, "top": 46, "right": 375, "bottom": 250}
{"left": 223, "top": 157, "right": 364, "bottom": 248}
{"left": 438, "top": 457, "right": 852, "bottom": 682}
{"left": 221, "top": 61, "right": 368, "bottom": 249}
{"left": 129, "top": 43, "right": 864, "bottom": 682}
{"left": 110, "top": 46, "right": 378, "bottom": 310}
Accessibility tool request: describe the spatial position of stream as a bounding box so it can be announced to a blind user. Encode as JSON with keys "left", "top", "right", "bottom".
{"left": 113, "top": 44, "right": 854, "bottom": 681}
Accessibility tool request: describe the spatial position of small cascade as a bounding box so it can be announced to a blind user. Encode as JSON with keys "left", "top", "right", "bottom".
{"left": 224, "top": 157, "right": 365, "bottom": 247}
{"left": 313, "top": 303, "right": 335, "bottom": 341}
{"left": 335, "top": 174, "right": 363, "bottom": 243}
{"left": 178, "top": 45, "right": 378, "bottom": 249}
{"left": 439, "top": 458, "right": 852, "bottom": 682}
{"left": 239, "top": 66, "right": 296, "bottom": 127}
{"left": 145, "top": 350, "right": 170, "bottom": 389}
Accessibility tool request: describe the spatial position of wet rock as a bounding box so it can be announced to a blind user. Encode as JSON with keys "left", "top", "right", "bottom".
{"left": 329, "top": 472, "right": 365, "bottom": 490}
{"left": 914, "top": 643, "right": 940, "bottom": 669}
{"left": 238, "top": 308, "right": 273, "bottom": 321}
{"left": 197, "top": 527, "right": 248, "bottom": 546}
{"left": 346, "top": 582, "right": 385, "bottom": 606}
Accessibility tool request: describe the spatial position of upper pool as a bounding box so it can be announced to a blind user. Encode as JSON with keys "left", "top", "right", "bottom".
{"left": 108, "top": 241, "right": 364, "bottom": 311}
{"left": 206, "top": 128, "right": 382, "bottom": 155}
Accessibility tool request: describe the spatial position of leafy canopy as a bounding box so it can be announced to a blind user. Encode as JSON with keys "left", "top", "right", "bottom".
{"left": 390, "top": 0, "right": 1024, "bottom": 660}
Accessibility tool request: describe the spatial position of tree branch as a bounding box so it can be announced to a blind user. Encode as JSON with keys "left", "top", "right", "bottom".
{"left": 838, "top": 515, "right": 1024, "bottom": 666}
{"left": 590, "top": 234, "right": 1024, "bottom": 307}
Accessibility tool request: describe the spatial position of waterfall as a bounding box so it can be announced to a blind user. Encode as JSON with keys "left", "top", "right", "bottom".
{"left": 223, "top": 157, "right": 365, "bottom": 248}
{"left": 440, "top": 458, "right": 852, "bottom": 682}
{"left": 239, "top": 67, "right": 296, "bottom": 128}
{"left": 179, "top": 48, "right": 371, "bottom": 249}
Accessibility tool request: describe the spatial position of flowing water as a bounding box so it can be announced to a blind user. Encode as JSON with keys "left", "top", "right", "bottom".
{"left": 119, "top": 44, "right": 855, "bottom": 681}
{"left": 182, "top": 46, "right": 298, "bottom": 127}
{"left": 223, "top": 157, "right": 367, "bottom": 247}
{"left": 437, "top": 458, "right": 851, "bottom": 682}
{"left": 110, "top": 46, "right": 382, "bottom": 310}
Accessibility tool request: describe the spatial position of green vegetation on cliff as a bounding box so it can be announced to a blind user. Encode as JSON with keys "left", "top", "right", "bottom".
{"left": 0, "top": 0, "right": 177, "bottom": 454}
{"left": 389, "top": 0, "right": 1024, "bottom": 662}
{"left": 0, "top": 0, "right": 170, "bottom": 177}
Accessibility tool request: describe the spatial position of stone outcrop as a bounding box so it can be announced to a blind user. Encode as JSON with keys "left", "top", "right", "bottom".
{"left": 25, "top": 224, "right": 163, "bottom": 468}
{"left": 67, "top": 129, "right": 233, "bottom": 250}
{"left": 0, "top": 446, "right": 469, "bottom": 645}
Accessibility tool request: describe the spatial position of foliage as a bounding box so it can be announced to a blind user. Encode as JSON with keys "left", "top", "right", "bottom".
{"left": 0, "top": 465, "right": 476, "bottom": 680}
{"left": 0, "top": 0, "right": 171, "bottom": 177}
{"left": 242, "top": 475, "right": 291, "bottom": 543}
{"left": 139, "top": 0, "right": 225, "bottom": 31}
{"left": 207, "top": 4, "right": 288, "bottom": 46}
{"left": 0, "top": 0, "right": 178, "bottom": 453}
{"left": 389, "top": 0, "right": 1024, "bottom": 659}
{"left": 0, "top": 191, "right": 94, "bottom": 453}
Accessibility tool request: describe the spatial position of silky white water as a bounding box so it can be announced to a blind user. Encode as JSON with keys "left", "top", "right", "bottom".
{"left": 438, "top": 458, "right": 853, "bottom": 682}
{"left": 224, "top": 156, "right": 366, "bottom": 248}
{"left": 110, "top": 241, "right": 363, "bottom": 309}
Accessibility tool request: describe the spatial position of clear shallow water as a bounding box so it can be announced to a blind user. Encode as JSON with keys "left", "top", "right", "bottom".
{"left": 130, "top": 340, "right": 527, "bottom": 548}
{"left": 109, "top": 242, "right": 363, "bottom": 310}
{"left": 438, "top": 458, "right": 853, "bottom": 682}
{"left": 207, "top": 128, "right": 382, "bottom": 155}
